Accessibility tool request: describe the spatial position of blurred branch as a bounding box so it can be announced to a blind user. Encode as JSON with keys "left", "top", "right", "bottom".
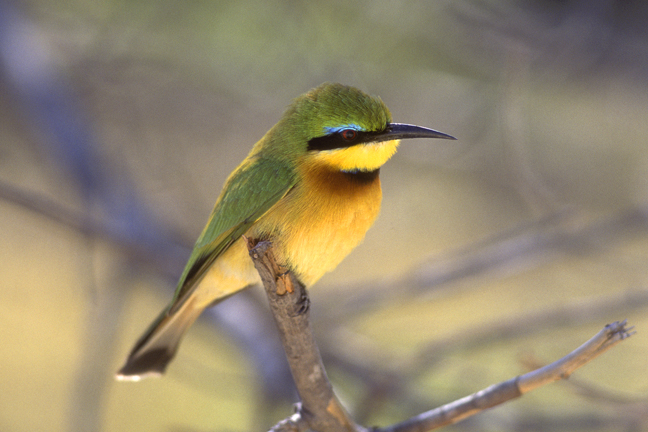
{"left": 0, "top": 178, "right": 186, "bottom": 278}
{"left": 0, "top": 2, "right": 296, "bottom": 413}
{"left": 407, "top": 288, "right": 648, "bottom": 375}
{"left": 450, "top": 0, "right": 632, "bottom": 77}
{"left": 247, "top": 240, "right": 634, "bottom": 432}
{"left": 0, "top": 0, "right": 192, "bottom": 275}
{"left": 0, "top": 178, "right": 297, "bottom": 421}
{"left": 323, "top": 207, "right": 648, "bottom": 318}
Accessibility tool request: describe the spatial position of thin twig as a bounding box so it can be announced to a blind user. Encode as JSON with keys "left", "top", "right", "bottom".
{"left": 517, "top": 320, "right": 634, "bottom": 393}
{"left": 375, "top": 321, "right": 634, "bottom": 432}
{"left": 406, "top": 289, "right": 647, "bottom": 375}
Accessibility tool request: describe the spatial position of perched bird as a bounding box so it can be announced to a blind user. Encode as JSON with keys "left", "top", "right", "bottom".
{"left": 116, "top": 82, "right": 455, "bottom": 380}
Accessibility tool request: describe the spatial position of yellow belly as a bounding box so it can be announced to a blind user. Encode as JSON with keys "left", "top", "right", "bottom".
{"left": 193, "top": 236, "right": 260, "bottom": 308}
{"left": 250, "top": 164, "right": 382, "bottom": 286}
{"left": 193, "top": 164, "right": 382, "bottom": 307}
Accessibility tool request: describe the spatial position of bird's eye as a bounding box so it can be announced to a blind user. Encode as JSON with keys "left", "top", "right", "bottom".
{"left": 340, "top": 129, "right": 357, "bottom": 141}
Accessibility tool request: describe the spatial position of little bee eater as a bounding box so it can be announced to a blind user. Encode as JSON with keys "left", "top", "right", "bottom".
{"left": 116, "top": 82, "right": 455, "bottom": 380}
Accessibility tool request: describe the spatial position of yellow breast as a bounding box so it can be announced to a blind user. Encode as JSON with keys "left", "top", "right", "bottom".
{"left": 250, "top": 161, "right": 383, "bottom": 286}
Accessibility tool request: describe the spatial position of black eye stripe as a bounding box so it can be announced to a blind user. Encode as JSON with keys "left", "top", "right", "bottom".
{"left": 307, "top": 130, "right": 382, "bottom": 151}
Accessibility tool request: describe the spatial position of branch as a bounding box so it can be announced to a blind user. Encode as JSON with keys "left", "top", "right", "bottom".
{"left": 247, "top": 240, "right": 634, "bottom": 432}
{"left": 375, "top": 321, "right": 634, "bottom": 432}
{"left": 321, "top": 208, "right": 648, "bottom": 319}
{"left": 405, "top": 289, "right": 648, "bottom": 376}
{"left": 0, "top": 179, "right": 187, "bottom": 278}
{"left": 247, "top": 239, "right": 364, "bottom": 432}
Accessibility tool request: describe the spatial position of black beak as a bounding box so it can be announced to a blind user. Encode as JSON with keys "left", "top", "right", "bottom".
{"left": 373, "top": 123, "right": 456, "bottom": 143}
{"left": 307, "top": 122, "right": 456, "bottom": 152}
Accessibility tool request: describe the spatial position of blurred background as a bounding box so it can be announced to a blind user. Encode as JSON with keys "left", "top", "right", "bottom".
{"left": 1, "top": 0, "right": 647, "bottom": 431}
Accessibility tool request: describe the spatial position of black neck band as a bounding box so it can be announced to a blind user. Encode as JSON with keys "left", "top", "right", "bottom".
{"left": 341, "top": 169, "right": 380, "bottom": 184}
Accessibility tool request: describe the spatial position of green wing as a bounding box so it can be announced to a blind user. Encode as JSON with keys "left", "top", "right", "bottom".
{"left": 169, "top": 156, "right": 297, "bottom": 313}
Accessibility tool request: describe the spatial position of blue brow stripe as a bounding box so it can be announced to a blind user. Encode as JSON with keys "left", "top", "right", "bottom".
{"left": 324, "top": 124, "right": 363, "bottom": 134}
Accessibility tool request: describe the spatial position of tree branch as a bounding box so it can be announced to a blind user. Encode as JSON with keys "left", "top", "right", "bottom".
{"left": 247, "top": 239, "right": 364, "bottom": 432}
{"left": 375, "top": 320, "right": 634, "bottom": 432}
{"left": 247, "top": 240, "right": 634, "bottom": 432}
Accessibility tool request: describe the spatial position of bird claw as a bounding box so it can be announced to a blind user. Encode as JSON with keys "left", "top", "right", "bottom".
{"left": 294, "top": 282, "right": 310, "bottom": 316}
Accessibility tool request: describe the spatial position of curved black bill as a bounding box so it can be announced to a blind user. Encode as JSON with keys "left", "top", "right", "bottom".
{"left": 374, "top": 123, "right": 456, "bottom": 143}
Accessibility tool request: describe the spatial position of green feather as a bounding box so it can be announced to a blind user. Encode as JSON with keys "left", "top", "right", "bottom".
{"left": 170, "top": 156, "right": 297, "bottom": 313}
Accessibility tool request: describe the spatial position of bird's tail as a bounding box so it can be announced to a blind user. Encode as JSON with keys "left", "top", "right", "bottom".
{"left": 115, "top": 296, "right": 203, "bottom": 381}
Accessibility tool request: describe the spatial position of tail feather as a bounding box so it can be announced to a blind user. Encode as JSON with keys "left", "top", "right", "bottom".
{"left": 116, "top": 297, "right": 203, "bottom": 381}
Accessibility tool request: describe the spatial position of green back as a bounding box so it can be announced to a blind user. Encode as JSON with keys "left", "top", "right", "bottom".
{"left": 169, "top": 155, "right": 296, "bottom": 312}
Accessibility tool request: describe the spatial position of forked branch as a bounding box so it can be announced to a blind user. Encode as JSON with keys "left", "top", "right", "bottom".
{"left": 247, "top": 240, "right": 634, "bottom": 432}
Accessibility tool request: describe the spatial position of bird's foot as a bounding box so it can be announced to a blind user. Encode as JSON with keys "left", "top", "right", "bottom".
{"left": 294, "top": 281, "right": 310, "bottom": 315}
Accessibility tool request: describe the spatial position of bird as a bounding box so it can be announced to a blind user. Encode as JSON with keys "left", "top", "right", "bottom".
{"left": 116, "top": 82, "right": 455, "bottom": 381}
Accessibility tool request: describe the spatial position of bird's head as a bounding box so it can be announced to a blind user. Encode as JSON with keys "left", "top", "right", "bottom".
{"left": 266, "top": 83, "right": 455, "bottom": 173}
